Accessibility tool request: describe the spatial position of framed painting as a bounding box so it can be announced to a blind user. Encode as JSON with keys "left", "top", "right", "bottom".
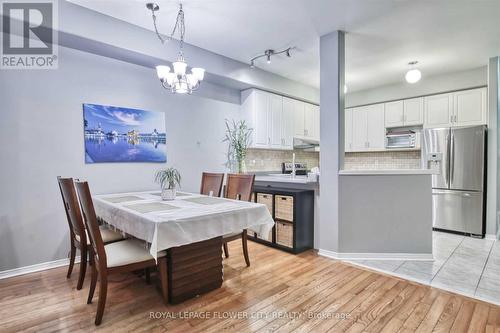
{"left": 83, "top": 103, "right": 166, "bottom": 163}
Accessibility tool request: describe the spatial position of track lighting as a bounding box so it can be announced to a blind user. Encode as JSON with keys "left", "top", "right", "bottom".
{"left": 249, "top": 47, "right": 294, "bottom": 68}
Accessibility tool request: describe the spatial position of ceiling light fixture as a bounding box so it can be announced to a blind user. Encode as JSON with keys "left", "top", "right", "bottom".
{"left": 147, "top": 2, "right": 205, "bottom": 94}
{"left": 249, "top": 47, "right": 294, "bottom": 68}
{"left": 405, "top": 61, "right": 421, "bottom": 84}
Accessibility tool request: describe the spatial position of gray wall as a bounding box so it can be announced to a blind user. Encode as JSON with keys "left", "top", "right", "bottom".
{"left": 346, "top": 66, "right": 487, "bottom": 107}
{"left": 339, "top": 175, "right": 433, "bottom": 254}
{"left": 0, "top": 46, "right": 241, "bottom": 271}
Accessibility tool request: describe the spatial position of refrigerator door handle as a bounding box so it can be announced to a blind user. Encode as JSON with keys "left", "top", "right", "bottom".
{"left": 445, "top": 133, "right": 450, "bottom": 187}
{"left": 450, "top": 133, "right": 455, "bottom": 185}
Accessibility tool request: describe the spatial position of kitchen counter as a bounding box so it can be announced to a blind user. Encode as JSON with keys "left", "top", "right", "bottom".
{"left": 339, "top": 169, "right": 436, "bottom": 175}
{"left": 254, "top": 174, "right": 318, "bottom": 184}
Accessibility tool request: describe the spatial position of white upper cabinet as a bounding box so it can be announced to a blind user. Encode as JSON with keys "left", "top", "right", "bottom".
{"left": 385, "top": 101, "right": 404, "bottom": 128}
{"left": 351, "top": 107, "right": 368, "bottom": 151}
{"left": 366, "top": 104, "right": 385, "bottom": 150}
{"left": 424, "top": 88, "right": 487, "bottom": 128}
{"left": 241, "top": 89, "right": 315, "bottom": 150}
{"left": 454, "top": 87, "right": 487, "bottom": 126}
{"left": 424, "top": 93, "right": 454, "bottom": 128}
{"left": 403, "top": 97, "right": 424, "bottom": 126}
{"left": 281, "top": 97, "right": 296, "bottom": 150}
{"left": 344, "top": 108, "right": 353, "bottom": 152}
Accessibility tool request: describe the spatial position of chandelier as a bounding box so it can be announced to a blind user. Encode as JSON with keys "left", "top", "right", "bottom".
{"left": 147, "top": 3, "right": 205, "bottom": 94}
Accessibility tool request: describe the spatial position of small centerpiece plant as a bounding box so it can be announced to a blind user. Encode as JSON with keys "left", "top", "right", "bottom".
{"left": 155, "top": 167, "right": 181, "bottom": 200}
{"left": 223, "top": 119, "right": 253, "bottom": 173}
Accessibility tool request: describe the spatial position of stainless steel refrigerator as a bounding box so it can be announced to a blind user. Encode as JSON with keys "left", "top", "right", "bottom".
{"left": 423, "top": 125, "right": 486, "bottom": 237}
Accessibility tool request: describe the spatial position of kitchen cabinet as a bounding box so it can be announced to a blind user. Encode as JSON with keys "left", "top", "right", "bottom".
{"left": 424, "top": 93, "right": 454, "bottom": 128}
{"left": 424, "top": 88, "right": 487, "bottom": 128}
{"left": 281, "top": 98, "right": 295, "bottom": 149}
{"left": 404, "top": 98, "right": 424, "bottom": 126}
{"left": 351, "top": 104, "right": 385, "bottom": 151}
{"left": 294, "top": 101, "right": 320, "bottom": 141}
{"left": 345, "top": 108, "right": 353, "bottom": 152}
{"left": 242, "top": 89, "right": 293, "bottom": 150}
{"left": 454, "top": 88, "right": 487, "bottom": 126}
{"left": 384, "top": 98, "right": 423, "bottom": 128}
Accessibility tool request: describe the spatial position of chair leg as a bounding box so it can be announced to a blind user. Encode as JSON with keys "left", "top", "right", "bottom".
{"left": 145, "top": 268, "right": 151, "bottom": 284}
{"left": 76, "top": 246, "right": 87, "bottom": 290}
{"left": 223, "top": 242, "right": 229, "bottom": 258}
{"left": 158, "top": 257, "right": 168, "bottom": 306}
{"left": 95, "top": 273, "right": 108, "bottom": 326}
{"left": 67, "top": 244, "right": 76, "bottom": 278}
{"left": 242, "top": 231, "right": 250, "bottom": 267}
{"left": 87, "top": 262, "right": 97, "bottom": 304}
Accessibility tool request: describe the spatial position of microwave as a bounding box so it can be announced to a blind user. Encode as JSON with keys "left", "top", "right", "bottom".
{"left": 385, "top": 131, "right": 420, "bottom": 149}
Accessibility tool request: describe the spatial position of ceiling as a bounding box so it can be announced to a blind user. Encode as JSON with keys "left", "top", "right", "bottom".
{"left": 69, "top": 0, "right": 500, "bottom": 92}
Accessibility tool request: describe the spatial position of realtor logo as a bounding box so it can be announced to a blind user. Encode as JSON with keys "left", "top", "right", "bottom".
{"left": 1, "top": 0, "right": 58, "bottom": 69}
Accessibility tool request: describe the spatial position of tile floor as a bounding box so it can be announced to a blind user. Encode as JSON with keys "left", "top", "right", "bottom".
{"left": 345, "top": 231, "right": 500, "bottom": 305}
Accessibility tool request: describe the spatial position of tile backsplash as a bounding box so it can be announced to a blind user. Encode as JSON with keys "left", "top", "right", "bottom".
{"left": 245, "top": 149, "right": 320, "bottom": 172}
{"left": 344, "top": 151, "right": 422, "bottom": 170}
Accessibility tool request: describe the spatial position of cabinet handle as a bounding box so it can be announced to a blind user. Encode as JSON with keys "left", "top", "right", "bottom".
{"left": 367, "top": 142, "right": 370, "bottom": 148}
{"left": 268, "top": 137, "right": 271, "bottom": 144}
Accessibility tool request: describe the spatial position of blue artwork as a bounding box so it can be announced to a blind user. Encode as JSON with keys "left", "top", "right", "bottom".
{"left": 83, "top": 104, "right": 166, "bottom": 163}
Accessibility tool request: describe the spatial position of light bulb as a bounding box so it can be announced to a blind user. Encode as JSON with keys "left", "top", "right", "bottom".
{"left": 250, "top": 60, "right": 255, "bottom": 69}
{"left": 186, "top": 74, "right": 198, "bottom": 87}
{"left": 156, "top": 65, "right": 170, "bottom": 81}
{"left": 191, "top": 67, "right": 205, "bottom": 81}
{"left": 405, "top": 68, "right": 421, "bottom": 84}
{"left": 166, "top": 72, "right": 176, "bottom": 86}
{"left": 173, "top": 61, "right": 187, "bottom": 76}
{"left": 267, "top": 55, "right": 271, "bottom": 64}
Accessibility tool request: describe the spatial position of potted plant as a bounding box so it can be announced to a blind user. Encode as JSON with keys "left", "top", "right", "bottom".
{"left": 223, "top": 119, "right": 253, "bottom": 173}
{"left": 154, "top": 167, "right": 181, "bottom": 200}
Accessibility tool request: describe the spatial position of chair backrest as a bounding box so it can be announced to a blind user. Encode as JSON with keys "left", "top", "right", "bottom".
{"left": 74, "top": 181, "right": 107, "bottom": 268}
{"left": 200, "top": 172, "right": 224, "bottom": 197}
{"left": 225, "top": 174, "right": 255, "bottom": 202}
{"left": 57, "top": 177, "right": 86, "bottom": 244}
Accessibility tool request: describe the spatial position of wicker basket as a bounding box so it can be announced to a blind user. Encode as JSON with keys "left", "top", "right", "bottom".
{"left": 275, "top": 195, "right": 294, "bottom": 222}
{"left": 257, "top": 193, "right": 273, "bottom": 214}
{"left": 276, "top": 221, "right": 293, "bottom": 248}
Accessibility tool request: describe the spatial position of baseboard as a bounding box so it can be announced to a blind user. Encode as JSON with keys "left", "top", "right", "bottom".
{"left": 318, "top": 249, "right": 434, "bottom": 261}
{"left": 485, "top": 234, "right": 497, "bottom": 241}
{"left": 0, "top": 256, "right": 80, "bottom": 280}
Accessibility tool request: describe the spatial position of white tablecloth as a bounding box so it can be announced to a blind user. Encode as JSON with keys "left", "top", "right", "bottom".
{"left": 93, "top": 191, "right": 275, "bottom": 259}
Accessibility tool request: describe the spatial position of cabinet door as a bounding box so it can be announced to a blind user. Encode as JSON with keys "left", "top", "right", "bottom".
{"left": 424, "top": 93, "right": 453, "bottom": 128}
{"left": 269, "top": 94, "right": 283, "bottom": 149}
{"left": 281, "top": 98, "right": 295, "bottom": 150}
{"left": 344, "top": 108, "right": 353, "bottom": 152}
{"left": 352, "top": 107, "right": 368, "bottom": 151}
{"left": 252, "top": 90, "right": 270, "bottom": 148}
{"left": 454, "top": 88, "right": 487, "bottom": 126}
{"left": 404, "top": 97, "right": 424, "bottom": 126}
{"left": 293, "top": 100, "right": 305, "bottom": 137}
{"left": 384, "top": 100, "right": 404, "bottom": 128}
{"left": 304, "top": 103, "right": 315, "bottom": 138}
{"left": 366, "top": 104, "right": 385, "bottom": 150}
{"left": 312, "top": 105, "right": 320, "bottom": 141}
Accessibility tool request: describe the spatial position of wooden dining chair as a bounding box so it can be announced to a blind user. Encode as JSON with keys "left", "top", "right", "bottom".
{"left": 222, "top": 173, "right": 255, "bottom": 267}
{"left": 74, "top": 181, "right": 168, "bottom": 326}
{"left": 200, "top": 172, "right": 224, "bottom": 197}
{"left": 57, "top": 177, "right": 124, "bottom": 290}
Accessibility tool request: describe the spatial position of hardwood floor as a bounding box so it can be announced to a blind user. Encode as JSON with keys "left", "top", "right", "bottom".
{"left": 1, "top": 241, "right": 499, "bottom": 332}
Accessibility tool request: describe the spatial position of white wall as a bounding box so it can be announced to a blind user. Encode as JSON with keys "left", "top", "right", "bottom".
{"left": 346, "top": 66, "right": 487, "bottom": 107}
{"left": 0, "top": 46, "right": 241, "bottom": 271}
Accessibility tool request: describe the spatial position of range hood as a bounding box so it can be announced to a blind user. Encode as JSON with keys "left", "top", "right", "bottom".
{"left": 293, "top": 136, "right": 320, "bottom": 152}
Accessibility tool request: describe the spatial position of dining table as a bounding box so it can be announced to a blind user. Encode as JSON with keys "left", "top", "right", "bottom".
{"left": 92, "top": 190, "right": 274, "bottom": 304}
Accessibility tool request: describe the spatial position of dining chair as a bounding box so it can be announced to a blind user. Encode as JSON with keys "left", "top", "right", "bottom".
{"left": 200, "top": 172, "right": 224, "bottom": 197}
{"left": 57, "top": 177, "right": 124, "bottom": 290}
{"left": 74, "top": 180, "right": 168, "bottom": 326}
{"left": 222, "top": 173, "right": 255, "bottom": 266}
